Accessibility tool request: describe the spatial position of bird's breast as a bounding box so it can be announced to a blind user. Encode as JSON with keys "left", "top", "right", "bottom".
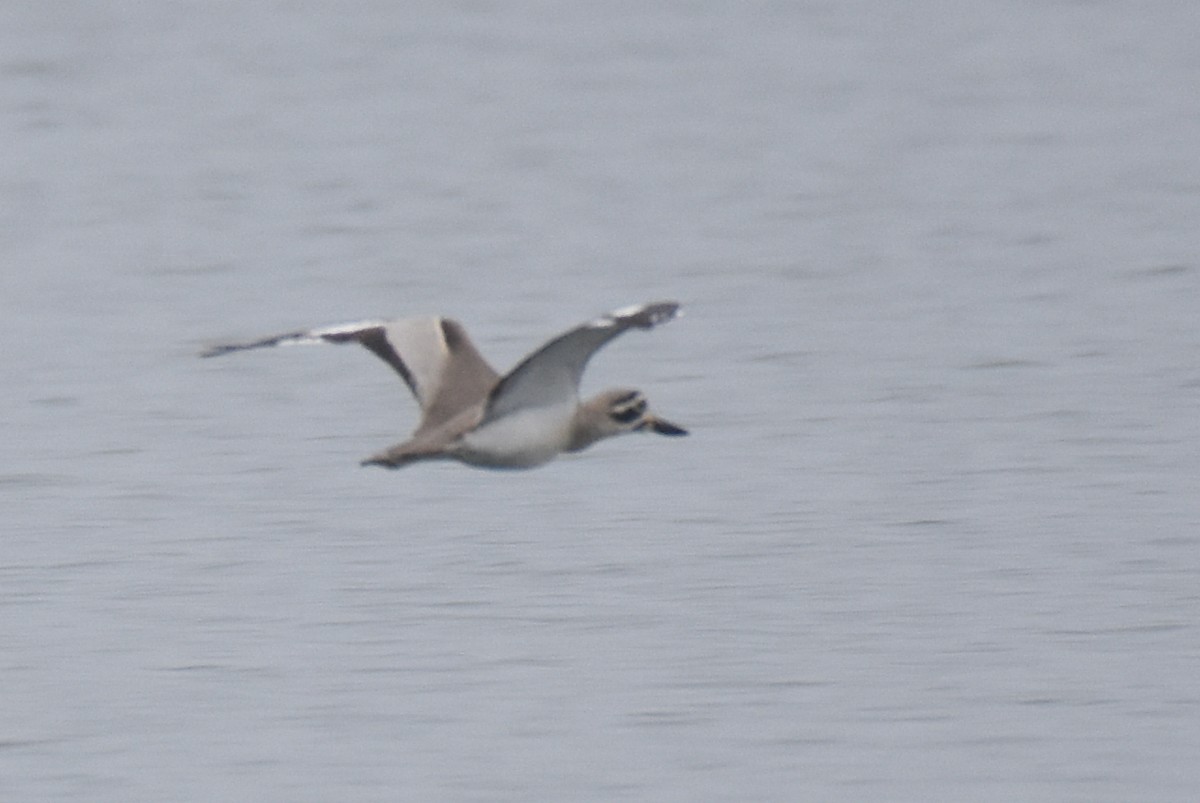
{"left": 456, "top": 403, "right": 575, "bottom": 469}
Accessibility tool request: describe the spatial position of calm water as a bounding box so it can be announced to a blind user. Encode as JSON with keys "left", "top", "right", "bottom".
{"left": 4, "top": 1, "right": 1200, "bottom": 800}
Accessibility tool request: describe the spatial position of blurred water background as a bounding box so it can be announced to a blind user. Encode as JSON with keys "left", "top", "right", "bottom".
{"left": 3, "top": 1, "right": 1200, "bottom": 800}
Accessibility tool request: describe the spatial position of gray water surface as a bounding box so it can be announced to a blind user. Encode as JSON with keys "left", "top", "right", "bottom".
{"left": 3, "top": 2, "right": 1200, "bottom": 801}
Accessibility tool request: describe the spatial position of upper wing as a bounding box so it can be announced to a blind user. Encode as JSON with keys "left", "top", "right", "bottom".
{"left": 482, "top": 301, "right": 680, "bottom": 425}
{"left": 202, "top": 317, "right": 500, "bottom": 432}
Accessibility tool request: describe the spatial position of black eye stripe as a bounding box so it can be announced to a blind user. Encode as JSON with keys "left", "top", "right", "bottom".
{"left": 609, "top": 394, "right": 647, "bottom": 424}
{"left": 610, "top": 406, "right": 642, "bottom": 424}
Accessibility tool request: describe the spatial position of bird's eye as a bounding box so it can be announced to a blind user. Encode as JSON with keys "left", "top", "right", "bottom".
{"left": 610, "top": 406, "right": 642, "bottom": 424}
{"left": 610, "top": 396, "right": 646, "bottom": 424}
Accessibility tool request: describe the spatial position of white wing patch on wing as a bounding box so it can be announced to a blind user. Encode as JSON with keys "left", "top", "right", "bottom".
{"left": 587, "top": 302, "right": 680, "bottom": 331}
{"left": 199, "top": 320, "right": 388, "bottom": 357}
{"left": 264, "top": 320, "right": 387, "bottom": 349}
{"left": 302, "top": 320, "right": 386, "bottom": 342}
{"left": 587, "top": 303, "right": 647, "bottom": 330}
{"left": 610, "top": 302, "right": 652, "bottom": 319}
{"left": 377, "top": 317, "right": 451, "bottom": 407}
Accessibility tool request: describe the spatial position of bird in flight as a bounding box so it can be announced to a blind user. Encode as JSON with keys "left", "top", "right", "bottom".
{"left": 202, "top": 301, "right": 687, "bottom": 469}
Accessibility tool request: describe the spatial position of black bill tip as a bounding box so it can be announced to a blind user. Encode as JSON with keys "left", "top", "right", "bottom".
{"left": 647, "top": 416, "right": 688, "bottom": 436}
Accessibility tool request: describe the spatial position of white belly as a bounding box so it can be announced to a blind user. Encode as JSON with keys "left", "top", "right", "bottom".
{"left": 457, "top": 404, "right": 575, "bottom": 469}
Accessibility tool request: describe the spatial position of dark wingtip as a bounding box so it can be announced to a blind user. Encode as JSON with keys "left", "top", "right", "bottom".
{"left": 638, "top": 301, "right": 681, "bottom": 328}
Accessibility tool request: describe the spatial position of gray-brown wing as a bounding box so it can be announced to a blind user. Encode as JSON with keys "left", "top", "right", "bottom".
{"left": 202, "top": 317, "right": 500, "bottom": 432}
{"left": 481, "top": 301, "right": 680, "bottom": 425}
